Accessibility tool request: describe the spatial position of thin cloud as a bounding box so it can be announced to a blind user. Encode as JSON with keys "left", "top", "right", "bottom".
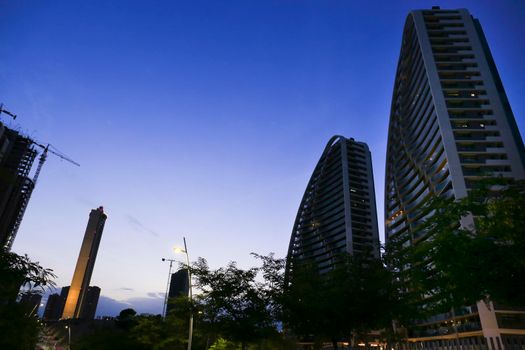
{"left": 146, "top": 292, "right": 164, "bottom": 299}
{"left": 126, "top": 215, "right": 158, "bottom": 236}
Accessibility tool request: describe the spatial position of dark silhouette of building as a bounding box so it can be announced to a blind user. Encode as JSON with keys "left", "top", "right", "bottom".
{"left": 43, "top": 293, "right": 64, "bottom": 320}
{"left": 19, "top": 292, "right": 42, "bottom": 315}
{"left": 167, "top": 268, "right": 189, "bottom": 315}
{"left": 43, "top": 287, "right": 69, "bottom": 320}
{"left": 78, "top": 286, "right": 100, "bottom": 320}
{"left": 45, "top": 285, "right": 100, "bottom": 320}
{"left": 0, "top": 122, "right": 37, "bottom": 250}
{"left": 62, "top": 207, "right": 107, "bottom": 319}
{"left": 286, "top": 136, "right": 380, "bottom": 278}
{"left": 385, "top": 7, "right": 525, "bottom": 348}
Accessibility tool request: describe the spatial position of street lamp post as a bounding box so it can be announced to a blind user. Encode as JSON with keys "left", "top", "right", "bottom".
{"left": 65, "top": 325, "right": 71, "bottom": 350}
{"left": 174, "top": 237, "right": 193, "bottom": 350}
{"left": 161, "top": 257, "right": 177, "bottom": 319}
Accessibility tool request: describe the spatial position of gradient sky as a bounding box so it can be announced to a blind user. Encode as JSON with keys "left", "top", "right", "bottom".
{"left": 1, "top": 0, "right": 524, "bottom": 316}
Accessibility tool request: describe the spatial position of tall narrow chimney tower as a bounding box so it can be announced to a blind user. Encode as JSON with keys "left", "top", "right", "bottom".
{"left": 62, "top": 206, "right": 106, "bottom": 319}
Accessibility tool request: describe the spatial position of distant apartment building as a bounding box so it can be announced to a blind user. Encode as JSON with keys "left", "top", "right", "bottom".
{"left": 62, "top": 207, "right": 107, "bottom": 319}
{"left": 166, "top": 268, "right": 190, "bottom": 315}
{"left": 43, "top": 293, "right": 63, "bottom": 320}
{"left": 286, "top": 136, "right": 380, "bottom": 277}
{"left": 385, "top": 7, "right": 525, "bottom": 349}
{"left": 78, "top": 286, "right": 100, "bottom": 320}
{"left": 43, "top": 288, "right": 69, "bottom": 320}
{"left": 0, "top": 121, "right": 37, "bottom": 250}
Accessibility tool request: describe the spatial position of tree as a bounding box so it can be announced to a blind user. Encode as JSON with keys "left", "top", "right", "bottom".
{"left": 251, "top": 253, "right": 286, "bottom": 326}
{"left": 127, "top": 297, "right": 206, "bottom": 350}
{"left": 386, "top": 178, "right": 525, "bottom": 321}
{"left": 191, "top": 257, "right": 281, "bottom": 350}
{"left": 416, "top": 179, "right": 525, "bottom": 309}
{"left": 208, "top": 337, "right": 238, "bottom": 350}
{"left": 72, "top": 328, "right": 147, "bottom": 350}
{"left": 282, "top": 254, "right": 395, "bottom": 349}
{"left": 382, "top": 234, "right": 421, "bottom": 325}
{"left": 0, "top": 251, "right": 56, "bottom": 303}
{"left": 130, "top": 314, "right": 176, "bottom": 350}
{"left": 0, "top": 250, "right": 56, "bottom": 350}
{"left": 116, "top": 308, "right": 139, "bottom": 330}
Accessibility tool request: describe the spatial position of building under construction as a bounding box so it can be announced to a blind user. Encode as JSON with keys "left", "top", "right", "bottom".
{"left": 1, "top": 105, "right": 79, "bottom": 251}
{"left": 0, "top": 121, "right": 37, "bottom": 250}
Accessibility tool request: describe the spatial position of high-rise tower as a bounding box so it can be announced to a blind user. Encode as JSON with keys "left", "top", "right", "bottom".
{"left": 166, "top": 268, "right": 190, "bottom": 315}
{"left": 386, "top": 7, "right": 525, "bottom": 347}
{"left": 43, "top": 287, "right": 69, "bottom": 320}
{"left": 286, "top": 136, "right": 380, "bottom": 277}
{"left": 62, "top": 207, "right": 107, "bottom": 319}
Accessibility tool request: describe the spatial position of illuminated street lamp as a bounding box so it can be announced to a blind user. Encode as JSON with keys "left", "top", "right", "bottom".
{"left": 65, "top": 325, "right": 71, "bottom": 350}
{"left": 174, "top": 237, "right": 193, "bottom": 350}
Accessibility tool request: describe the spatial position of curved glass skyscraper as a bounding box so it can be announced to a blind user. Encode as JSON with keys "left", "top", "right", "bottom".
{"left": 286, "top": 136, "right": 379, "bottom": 277}
{"left": 385, "top": 7, "right": 525, "bottom": 347}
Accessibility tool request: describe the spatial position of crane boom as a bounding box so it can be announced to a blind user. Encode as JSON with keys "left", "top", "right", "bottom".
{"left": 47, "top": 147, "right": 80, "bottom": 167}
{"left": 32, "top": 142, "right": 80, "bottom": 167}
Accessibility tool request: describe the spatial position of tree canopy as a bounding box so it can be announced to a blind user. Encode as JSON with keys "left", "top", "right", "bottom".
{"left": 282, "top": 254, "right": 395, "bottom": 348}
{"left": 0, "top": 250, "right": 57, "bottom": 350}
{"left": 190, "top": 256, "right": 281, "bottom": 350}
{"left": 386, "top": 179, "right": 525, "bottom": 322}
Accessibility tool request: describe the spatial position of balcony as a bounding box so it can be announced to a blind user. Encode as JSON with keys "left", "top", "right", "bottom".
{"left": 442, "top": 81, "right": 484, "bottom": 89}
{"left": 462, "top": 165, "right": 511, "bottom": 176}
{"left": 447, "top": 100, "right": 490, "bottom": 109}
{"left": 454, "top": 133, "right": 498, "bottom": 141}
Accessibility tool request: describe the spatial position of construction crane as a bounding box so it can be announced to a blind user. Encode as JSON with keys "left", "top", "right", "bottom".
{"left": 5, "top": 142, "right": 80, "bottom": 250}
{"left": 2, "top": 105, "right": 80, "bottom": 250}
{"left": 31, "top": 142, "right": 80, "bottom": 185}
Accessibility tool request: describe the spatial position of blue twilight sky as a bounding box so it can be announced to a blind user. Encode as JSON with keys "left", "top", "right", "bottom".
{"left": 1, "top": 0, "right": 524, "bottom": 316}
